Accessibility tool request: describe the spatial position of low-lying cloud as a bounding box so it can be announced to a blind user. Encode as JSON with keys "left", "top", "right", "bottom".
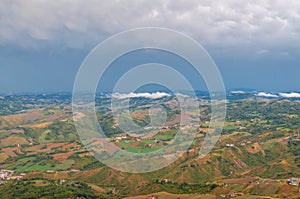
{"left": 230, "top": 91, "right": 247, "bottom": 94}
{"left": 112, "top": 92, "right": 170, "bottom": 99}
{"left": 279, "top": 92, "right": 300, "bottom": 98}
{"left": 256, "top": 92, "right": 278, "bottom": 98}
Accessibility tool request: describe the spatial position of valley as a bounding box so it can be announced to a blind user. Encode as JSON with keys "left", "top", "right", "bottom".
{"left": 0, "top": 93, "right": 299, "bottom": 198}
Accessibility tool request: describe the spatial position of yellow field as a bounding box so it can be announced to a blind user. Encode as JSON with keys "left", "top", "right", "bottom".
{"left": 0, "top": 152, "right": 9, "bottom": 162}
{"left": 0, "top": 135, "right": 28, "bottom": 147}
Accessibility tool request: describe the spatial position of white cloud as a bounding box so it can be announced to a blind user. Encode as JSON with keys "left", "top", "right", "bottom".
{"left": 230, "top": 90, "right": 246, "bottom": 94}
{"left": 1, "top": 0, "right": 300, "bottom": 50}
{"left": 112, "top": 92, "right": 170, "bottom": 99}
{"left": 279, "top": 92, "right": 300, "bottom": 98}
{"left": 256, "top": 92, "right": 278, "bottom": 98}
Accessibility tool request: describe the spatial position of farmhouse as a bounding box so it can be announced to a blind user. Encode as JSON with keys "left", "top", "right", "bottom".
{"left": 70, "top": 169, "right": 80, "bottom": 172}
{"left": 226, "top": 144, "right": 235, "bottom": 147}
{"left": 291, "top": 178, "right": 299, "bottom": 186}
{"left": 286, "top": 178, "right": 299, "bottom": 186}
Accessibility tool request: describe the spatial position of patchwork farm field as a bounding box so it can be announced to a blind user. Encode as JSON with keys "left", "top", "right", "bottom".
{"left": 0, "top": 94, "right": 299, "bottom": 198}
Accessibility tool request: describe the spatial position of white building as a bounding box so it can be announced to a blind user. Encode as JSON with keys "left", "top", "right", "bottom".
{"left": 291, "top": 178, "right": 299, "bottom": 186}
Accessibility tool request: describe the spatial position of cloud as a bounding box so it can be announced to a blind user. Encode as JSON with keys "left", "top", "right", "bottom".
{"left": 112, "top": 92, "right": 170, "bottom": 99}
{"left": 230, "top": 91, "right": 247, "bottom": 94}
{"left": 256, "top": 92, "right": 278, "bottom": 98}
{"left": 279, "top": 92, "right": 300, "bottom": 98}
{"left": 1, "top": 0, "right": 300, "bottom": 51}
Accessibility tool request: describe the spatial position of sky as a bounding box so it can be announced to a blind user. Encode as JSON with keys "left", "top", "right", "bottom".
{"left": 0, "top": 0, "right": 300, "bottom": 93}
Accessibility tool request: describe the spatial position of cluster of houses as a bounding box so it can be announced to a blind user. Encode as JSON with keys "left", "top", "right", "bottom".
{"left": 219, "top": 191, "right": 244, "bottom": 198}
{"left": 0, "top": 170, "right": 25, "bottom": 181}
{"left": 114, "top": 134, "right": 128, "bottom": 142}
{"left": 114, "top": 133, "right": 148, "bottom": 143}
{"left": 240, "top": 140, "right": 252, "bottom": 146}
{"left": 225, "top": 140, "right": 254, "bottom": 147}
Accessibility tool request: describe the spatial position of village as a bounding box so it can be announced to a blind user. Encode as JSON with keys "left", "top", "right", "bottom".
{"left": 0, "top": 169, "right": 25, "bottom": 184}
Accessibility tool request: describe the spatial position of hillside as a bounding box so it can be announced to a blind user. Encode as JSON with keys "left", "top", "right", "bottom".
{"left": 0, "top": 94, "right": 299, "bottom": 198}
